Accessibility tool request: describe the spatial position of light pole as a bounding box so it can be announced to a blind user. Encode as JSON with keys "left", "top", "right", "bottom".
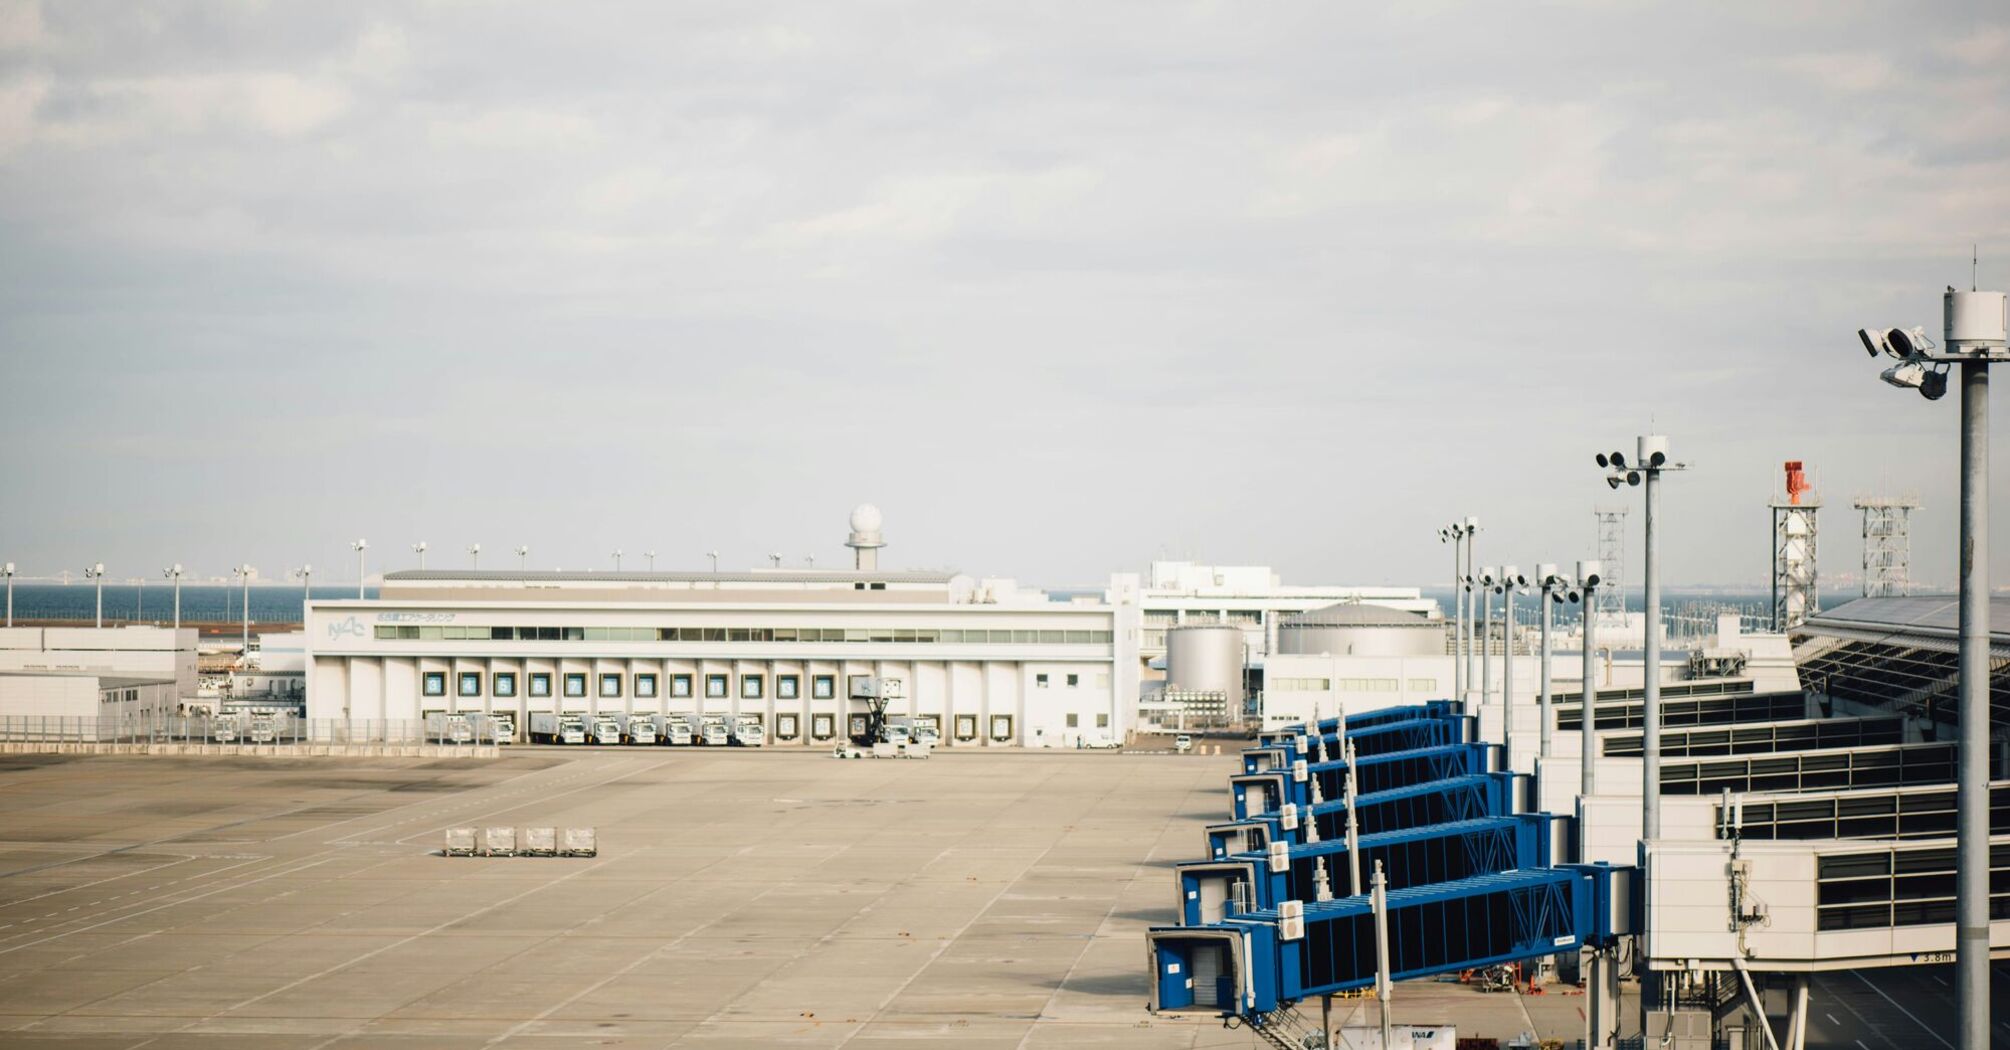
{"left": 514, "top": 545, "right": 529, "bottom": 571}
{"left": 769, "top": 552, "right": 783, "bottom": 568}
{"left": 1462, "top": 518, "right": 1478, "bottom": 700}
{"left": 706, "top": 550, "right": 720, "bottom": 573}
{"left": 86, "top": 563, "right": 105, "bottom": 628}
{"left": 293, "top": 564, "right": 312, "bottom": 616}
{"left": 1597, "top": 438, "right": 1684, "bottom": 845}
{"left": 1858, "top": 288, "right": 2006, "bottom": 1050}
{"left": 164, "top": 564, "right": 183, "bottom": 631}
{"left": 231, "top": 564, "right": 252, "bottom": 658}
{"left": 1478, "top": 566, "right": 1498, "bottom": 705}
{"left": 1535, "top": 564, "right": 1581, "bottom": 763}
{"left": 468, "top": 543, "right": 481, "bottom": 570}
{"left": 352, "top": 539, "right": 368, "bottom": 599}
{"left": 2, "top": 562, "right": 13, "bottom": 628}
{"left": 412, "top": 541, "right": 428, "bottom": 570}
{"left": 613, "top": 549, "right": 624, "bottom": 571}
{"left": 645, "top": 550, "right": 656, "bottom": 572}
{"left": 1494, "top": 566, "right": 1527, "bottom": 767}
{"left": 1439, "top": 522, "right": 1470, "bottom": 700}
{"left": 1576, "top": 561, "right": 1603, "bottom": 800}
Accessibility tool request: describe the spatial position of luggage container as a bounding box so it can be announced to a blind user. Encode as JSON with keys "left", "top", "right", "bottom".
{"left": 443, "top": 827, "right": 477, "bottom": 856}
{"left": 563, "top": 827, "right": 597, "bottom": 857}
{"left": 523, "top": 826, "right": 558, "bottom": 856}
{"left": 483, "top": 826, "right": 517, "bottom": 857}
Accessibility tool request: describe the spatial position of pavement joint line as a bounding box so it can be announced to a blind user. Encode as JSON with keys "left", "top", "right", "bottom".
{"left": 0, "top": 856, "right": 275, "bottom": 948}
{"left": 0, "top": 856, "right": 198, "bottom": 911}
{"left": 0, "top": 854, "right": 335, "bottom": 958}
{"left": 265, "top": 756, "right": 574, "bottom": 843}
{"left": 127, "top": 854, "right": 621, "bottom": 1048}
{"left": 1007, "top": 762, "right": 1192, "bottom": 1050}
{"left": 824, "top": 765, "right": 1076, "bottom": 1050}
{"left": 1848, "top": 968, "right": 1955, "bottom": 1050}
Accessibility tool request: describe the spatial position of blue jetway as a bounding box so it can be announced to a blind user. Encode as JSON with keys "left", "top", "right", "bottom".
{"left": 1229, "top": 742, "right": 1497, "bottom": 819}
{"left": 1206, "top": 772, "right": 1524, "bottom": 858}
{"left": 1174, "top": 814, "right": 1563, "bottom": 923}
{"left": 1148, "top": 864, "right": 1632, "bottom": 1017}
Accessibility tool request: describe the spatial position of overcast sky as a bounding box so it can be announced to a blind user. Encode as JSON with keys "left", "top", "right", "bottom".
{"left": 3, "top": 2, "right": 2008, "bottom": 593}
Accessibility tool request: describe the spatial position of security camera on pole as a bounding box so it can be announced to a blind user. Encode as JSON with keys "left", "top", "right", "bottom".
{"left": 163, "top": 564, "right": 184, "bottom": 630}
{"left": 1478, "top": 566, "right": 1499, "bottom": 706}
{"left": 1857, "top": 286, "right": 2007, "bottom": 1050}
{"left": 1493, "top": 566, "right": 1528, "bottom": 767}
{"left": 1595, "top": 436, "right": 1685, "bottom": 1034}
{"left": 1439, "top": 521, "right": 1473, "bottom": 700}
{"left": 351, "top": 539, "right": 368, "bottom": 599}
{"left": 1535, "top": 565, "right": 1582, "bottom": 762}
{"left": 1575, "top": 560, "right": 1603, "bottom": 800}
{"left": 86, "top": 563, "right": 106, "bottom": 628}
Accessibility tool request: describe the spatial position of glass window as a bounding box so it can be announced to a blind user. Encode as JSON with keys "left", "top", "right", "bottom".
{"left": 813, "top": 675, "right": 836, "bottom": 700}
{"left": 529, "top": 673, "right": 552, "bottom": 697}
{"left": 423, "top": 672, "right": 447, "bottom": 696}
{"left": 741, "top": 675, "right": 764, "bottom": 699}
{"left": 636, "top": 673, "right": 658, "bottom": 698}
{"left": 1097, "top": 713, "right": 1110, "bottom": 728}
{"left": 458, "top": 672, "right": 482, "bottom": 697}
{"left": 563, "top": 627, "right": 585, "bottom": 641}
{"left": 494, "top": 672, "right": 518, "bottom": 698}
{"left": 670, "top": 673, "right": 692, "bottom": 697}
{"left": 1066, "top": 713, "right": 1079, "bottom": 728}
{"left": 375, "top": 626, "right": 397, "bottom": 639}
{"left": 1036, "top": 673, "right": 1049, "bottom": 687}
{"left": 599, "top": 673, "right": 622, "bottom": 698}
{"left": 777, "top": 675, "right": 800, "bottom": 700}
{"left": 1066, "top": 673, "right": 1079, "bottom": 687}
{"left": 491, "top": 627, "right": 512, "bottom": 640}
{"left": 564, "top": 673, "right": 587, "bottom": 698}
{"left": 706, "top": 674, "right": 728, "bottom": 698}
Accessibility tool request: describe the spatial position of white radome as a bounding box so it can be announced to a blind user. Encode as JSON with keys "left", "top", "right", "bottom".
{"left": 849, "top": 503, "right": 883, "bottom": 534}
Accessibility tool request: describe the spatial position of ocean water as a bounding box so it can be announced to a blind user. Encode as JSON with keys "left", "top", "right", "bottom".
{"left": 1, "top": 584, "right": 376, "bottom": 624}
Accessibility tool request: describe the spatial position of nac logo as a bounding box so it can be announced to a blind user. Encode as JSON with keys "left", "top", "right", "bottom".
{"left": 327, "top": 616, "right": 367, "bottom": 641}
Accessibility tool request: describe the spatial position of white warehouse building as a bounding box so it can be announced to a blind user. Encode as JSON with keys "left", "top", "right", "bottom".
{"left": 305, "top": 515, "right": 1144, "bottom": 747}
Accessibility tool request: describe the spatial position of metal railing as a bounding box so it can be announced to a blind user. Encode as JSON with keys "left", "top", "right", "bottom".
{"left": 0, "top": 715, "right": 507, "bottom": 748}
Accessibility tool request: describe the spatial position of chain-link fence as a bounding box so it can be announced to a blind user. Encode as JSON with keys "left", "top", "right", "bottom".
{"left": 0, "top": 714, "right": 507, "bottom": 749}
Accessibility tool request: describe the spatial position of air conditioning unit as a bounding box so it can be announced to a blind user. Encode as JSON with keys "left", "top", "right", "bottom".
{"left": 1278, "top": 901, "right": 1305, "bottom": 941}
{"left": 1279, "top": 803, "right": 1299, "bottom": 831}
{"left": 1292, "top": 759, "right": 1309, "bottom": 783}
{"left": 1268, "top": 841, "right": 1291, "bottom": 873}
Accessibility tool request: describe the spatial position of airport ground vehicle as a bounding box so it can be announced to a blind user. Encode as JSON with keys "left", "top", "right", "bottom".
{"left": 1174, "top": 734, "right": 1194, "bottom": 753}
{"left": 884, "top": 723, "right": 911, "bottom": 746}
{"left": 426, "top": 712, "right": 475, "bottom": 745}
{"left": 490, "top": 715, "right": 516, "bottom": 744}
{"left": 624, "top": 716, "right": 657, "bottom": 745}
{"left": 700, "top": 715, "right": 730, "bottom": 746}
{"left": 530, "top": 712, "right": 588, "bottom": 745}
{"left": 1081, "top": 731, "right": 1121, "bottom": 749}
{"left": 733, "top": 716, "right": 765, "bottom": 747}
{"left": 911, "top": 723, "right": 941, "bottom": 746}
{"left": 653, "top": 713, "right": 694, "bottom": 745}
{"left": 210, "top": 717, "right": 239, "bottom": 743}
{"left": 246, "top": 716, "right": 279, "bottom": 743}
{"left": 590, "top": 717, "right": 622, "bottom": 746}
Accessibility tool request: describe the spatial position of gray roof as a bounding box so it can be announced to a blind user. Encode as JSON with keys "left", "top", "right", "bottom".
{"left": 1801, "top": 594, "right": 2010, "bottom": 642}
{"left": 1283, "top": 602, "right": 1436, "bottom": 628}
{"left": 383, "top": 569, "right": 959, "bottom": 585}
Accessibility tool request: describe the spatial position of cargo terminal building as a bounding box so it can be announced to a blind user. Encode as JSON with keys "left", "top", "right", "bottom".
{"left": 304, "top": 519, "right": 1143, "bottom": 747}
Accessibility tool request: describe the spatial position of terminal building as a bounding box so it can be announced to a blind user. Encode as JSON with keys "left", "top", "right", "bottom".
{"left": 305, "top": 507, "right": 1143, "bottom": 747}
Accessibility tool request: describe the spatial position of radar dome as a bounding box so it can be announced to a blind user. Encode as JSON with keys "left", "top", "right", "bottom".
{"left": 849, "top": 503, "right": 883, "bottom": 533}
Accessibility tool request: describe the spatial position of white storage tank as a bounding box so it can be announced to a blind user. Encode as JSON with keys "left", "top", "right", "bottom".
{"left": 1276, "top": 602, "right": 1443, "bottom": 657}
{"left": 1165, "top": 623, "right": 1246, "bottom": 708}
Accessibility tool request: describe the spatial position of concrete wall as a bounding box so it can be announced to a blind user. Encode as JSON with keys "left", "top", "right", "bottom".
{"left": 0, "top": 627, "right": 197, "bottom": 697}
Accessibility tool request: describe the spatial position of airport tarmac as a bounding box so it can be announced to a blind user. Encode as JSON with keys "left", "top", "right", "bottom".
{"left": 0, "top": 748, "right": 1972, "bottom": 1049}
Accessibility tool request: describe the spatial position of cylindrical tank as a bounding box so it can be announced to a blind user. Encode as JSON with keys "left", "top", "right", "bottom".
{"left": 1276, "top": 603, "right": 1442, "bottom": 657}
{"left": 1165, "top": 623, "right": 1246, "bottom": 708}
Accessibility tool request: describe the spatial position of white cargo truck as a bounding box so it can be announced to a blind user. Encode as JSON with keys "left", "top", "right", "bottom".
{"left": 426, "top": 712, "right": 475, "bottom": 745}
{"left": 624, "top": 716, "right": 657, "bottom": 745}
{"left": 490, "top": 714, "right": 516, "bottom": 745}
{"left": 700, "top": 715, "right": 730, "bottom": 747}
{"left": 652, "top": 714, "right": 694, "bottom": 745}
{"left": 590, "top": 717, "right": 622, "bottom": 746}
{"left": 732, "top": 716, "right": 765, "bottom": 747}
{"left": 530, "top": 712, "right": 587, "bottom": 745}
{"left": 210, "top": 716, "right": 239, "bottom": 743}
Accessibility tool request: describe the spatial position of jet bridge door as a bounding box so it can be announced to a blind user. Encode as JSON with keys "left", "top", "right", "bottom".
{"left": 1191, "top": 943, "right": 1227, "bottom": 1008}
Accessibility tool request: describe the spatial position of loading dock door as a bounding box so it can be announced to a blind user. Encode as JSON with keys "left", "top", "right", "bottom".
{"left": 1191, "top": 943, "right": 1225, "bottom": 1008}
{"left": 1198, "top": 877, "right": 1228, "bottom": 925}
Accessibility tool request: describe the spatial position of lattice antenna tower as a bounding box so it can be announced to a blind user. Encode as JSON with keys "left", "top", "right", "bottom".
{"left": 1855, "top": 495, "right": 1921, "bottom": 597}
{"left": 1770, "top": 461, "right": 1820, "bottom": 631}
{"left": 1592, "top": 506, "right": 1627, "bottom": 627}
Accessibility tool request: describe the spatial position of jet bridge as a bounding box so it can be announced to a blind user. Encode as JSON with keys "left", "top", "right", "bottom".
{"left": 1205, "top": 772, "right": 1525, "bottom": 859}
{"left": 1229, "top": 742, "right": 1497, "bottom": 820}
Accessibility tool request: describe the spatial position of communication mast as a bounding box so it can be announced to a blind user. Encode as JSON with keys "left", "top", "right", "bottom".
{"left": 1770, "top": 461, "right": 1820, "bottom": 631}
{"left": 1855, "top": 496, "right": 1921, "bottom": 597}
{"left": 1592, "top": 507, "right": 1627, "bottom": 628}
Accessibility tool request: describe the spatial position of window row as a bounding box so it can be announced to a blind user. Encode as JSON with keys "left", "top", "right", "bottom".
{"left": 378, "top": 625, "right": 1115, "bottom": 644}
{"left": 422, "top": 670, "right": 842, "bottom": 701}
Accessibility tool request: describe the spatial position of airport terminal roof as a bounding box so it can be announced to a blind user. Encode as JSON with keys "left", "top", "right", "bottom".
{"left": 1796, "top": 595, "right": 2010, "bottom": 728}
{"left": 383, "top": 569, "right": 959, "bottom": 585}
